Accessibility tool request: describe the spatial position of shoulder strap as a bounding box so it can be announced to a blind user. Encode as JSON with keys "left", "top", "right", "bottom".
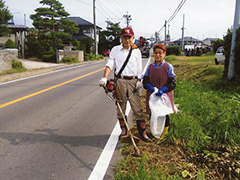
{"left": 116, "top": 46, "right": 133, "bottom": 78}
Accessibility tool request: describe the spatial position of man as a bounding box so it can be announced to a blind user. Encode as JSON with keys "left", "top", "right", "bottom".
{"left": 99, "top": 27, "right": 151, "bottom": 142}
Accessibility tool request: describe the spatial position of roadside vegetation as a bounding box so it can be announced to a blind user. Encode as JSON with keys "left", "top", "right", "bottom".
{"left": 114, "top": 55, "right": 240, "bottom": 180}
{"left": 0, "top": 60, "right": 26, "bottom": 76}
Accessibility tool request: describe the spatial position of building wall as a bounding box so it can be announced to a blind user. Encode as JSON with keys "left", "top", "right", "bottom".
{"left": 56, "top": 50, "right": 84, "bottom": 63}
{"left": 0, "top": 49, "right": 18, "bottom": 72}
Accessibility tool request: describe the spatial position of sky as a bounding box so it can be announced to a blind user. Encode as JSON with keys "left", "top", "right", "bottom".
{"left": 5, "top": 0, "right": 236, "bottom": 41}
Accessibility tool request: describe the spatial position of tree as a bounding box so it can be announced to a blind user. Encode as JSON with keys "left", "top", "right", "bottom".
{"left": 212, "top": 39, "right": 224, "bottom": 53}
{"left": 0, "top": 0, "right": 12, "bottom": 37}
{"left": 30, "top": 0, "right": 79, "bottom": 51}
{"left": 98, "top": 21, "right": 121, "bottom": 53}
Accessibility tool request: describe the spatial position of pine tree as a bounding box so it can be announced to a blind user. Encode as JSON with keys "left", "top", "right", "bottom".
{"left": 30, "top": 0, "right": 79, "bottom": 51}
{"left": 0, "top": 0, "right": 12, "bottom": 37}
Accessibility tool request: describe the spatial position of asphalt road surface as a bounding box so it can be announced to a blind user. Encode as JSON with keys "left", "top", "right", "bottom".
{"left": 0, "top": 58, "right": 149, "bottom": 180}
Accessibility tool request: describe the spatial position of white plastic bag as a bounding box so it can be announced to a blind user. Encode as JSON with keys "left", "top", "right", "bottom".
{"left": 149, "top": 88, "right": 174, "bottom": 138}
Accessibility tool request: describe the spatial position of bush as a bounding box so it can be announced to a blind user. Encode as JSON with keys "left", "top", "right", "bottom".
{"left": 41, "top": 50, "right": 56, "bottom": 62}
{"left": 5, "top": 39, "right": 15, "bottom": 48}
{"left": 166, "top": 46, "right": 181, "bottom": 56}
{"left": 60, "top": 56, "right": 79, "bottom": 64}
{"left": 12, "top": 60, "right": 26, "bottom": 71}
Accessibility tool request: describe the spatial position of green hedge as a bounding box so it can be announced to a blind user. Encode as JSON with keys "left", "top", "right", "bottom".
{"left": 166, "top": 46, "right": 181, "bottom": 56}
{"left": 60, "top": 57, "right": 79, "bottom": 64}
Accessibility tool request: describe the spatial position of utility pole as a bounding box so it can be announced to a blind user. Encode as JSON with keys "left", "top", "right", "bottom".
{"left": 181, "top": 14, "right": 185, "bottom": 52}
{"left": 164, "top": 20, "right": 167, "bottom": 45}
{"left": 228, "top": 0, "right": 240, "bottom": 80}
{"left": 123, "top": 11, "right": 132, "bottom": 27}
{"left": 93, "top": 0, "right": 98, "bottom": 56}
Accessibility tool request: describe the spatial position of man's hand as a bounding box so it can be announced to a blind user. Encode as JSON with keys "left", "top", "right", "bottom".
{"left": 99, "top": 78, "right": 107, "bottom": 87}
{"left": 136, "top": 81, "right": 142, "bottom": 89}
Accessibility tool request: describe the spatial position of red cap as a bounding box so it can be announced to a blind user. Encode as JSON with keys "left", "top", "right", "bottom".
{"left": 121, "top": 27, "right": 134, "bottom": 37}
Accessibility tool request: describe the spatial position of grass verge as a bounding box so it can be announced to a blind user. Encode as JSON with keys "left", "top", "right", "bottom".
{"left": 114, "top": 55, "right": 240, "bottom": 180}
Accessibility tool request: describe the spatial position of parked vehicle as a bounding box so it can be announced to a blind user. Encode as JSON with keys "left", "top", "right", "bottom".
{"left": 215, "top": 46, "right": 225, "bottom": 65}
{"left": 102, "top": 49, "right": 110, "bottom": 56}
{"left": 135, "top": 36, "right": 150, "bottom": 58}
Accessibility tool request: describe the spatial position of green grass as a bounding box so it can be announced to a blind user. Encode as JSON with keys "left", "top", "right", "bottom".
{"left": 114, "top": 54, "right": 240, "bottom": 180}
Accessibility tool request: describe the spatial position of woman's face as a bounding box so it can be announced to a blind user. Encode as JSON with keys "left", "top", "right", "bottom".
{"left": 154, "top": 48, "right": 166, "bottom": 63}
{"left": 121, "top": 35, "right": 134, "bottom": 49}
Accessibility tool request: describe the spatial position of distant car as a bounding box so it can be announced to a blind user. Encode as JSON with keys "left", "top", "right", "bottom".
{"left": 140, "top": 47, "right": 150, "bottom": 58}
{"left": 102, "top": 49, "right": 110, "bottom": 56}
{"left": 215, "top": 46, "right": 225, "bottom": 65}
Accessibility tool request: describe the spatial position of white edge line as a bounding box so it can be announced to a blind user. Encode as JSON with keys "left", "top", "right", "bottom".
{"left": 0, "top": 61, "right": 103, "bottom": 86}
{"left": 87, "top": 57, "right": 151, "bottom": 180}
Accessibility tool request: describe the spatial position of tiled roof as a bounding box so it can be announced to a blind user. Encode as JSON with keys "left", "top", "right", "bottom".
{"left": 67, "top": 17, "right": 101, "bottom": 29}
{"left": 173, "top": 36, "right": 202, "bottom": 43}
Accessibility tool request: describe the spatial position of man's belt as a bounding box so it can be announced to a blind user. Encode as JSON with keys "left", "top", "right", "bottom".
{"left": 115, "top": 74, "right": 138, "bottom": 80}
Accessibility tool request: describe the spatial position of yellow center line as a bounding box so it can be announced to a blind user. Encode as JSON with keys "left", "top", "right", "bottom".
{"left": 0, "top": 68, "right": 105, "bottom": 109}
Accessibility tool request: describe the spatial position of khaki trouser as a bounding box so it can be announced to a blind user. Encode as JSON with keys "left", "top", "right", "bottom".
{"left": 116, "top": 78, "right": 145, "bottom": 121}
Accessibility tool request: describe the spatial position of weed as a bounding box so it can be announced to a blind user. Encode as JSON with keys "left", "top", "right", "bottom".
{"left": 114, "top": 55, "right": 240, "bottom": 179}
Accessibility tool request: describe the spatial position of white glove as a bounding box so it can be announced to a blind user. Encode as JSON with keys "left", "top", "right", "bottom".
{"left": 136, "top": 81, "right": 142, "bottom": 89}
{"left": 99, "top": 78, "right": 107, "bottom": 87}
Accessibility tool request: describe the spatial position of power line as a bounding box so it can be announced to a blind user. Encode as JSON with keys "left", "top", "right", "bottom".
{"left": 97, "top": 0, "right": 121, "bottom": 20}
{"left": 75, "top": 0, "right": 92, "bottom": 6}
{"left": 158, "top": 0, "right": 187, "bottom": 33}
{"left": 96, "top": 1, "right": 118, "bottom": 23}
{"left": 103, "top": 0, "right": 125, "bottom": 16}
{"left": 167, "top": 0, "right": 186, "bottom": 23}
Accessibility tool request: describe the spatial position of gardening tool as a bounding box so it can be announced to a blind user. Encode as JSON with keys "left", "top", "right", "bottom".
{"left": 101, "top": 81, "right": 141, "bottom": 157}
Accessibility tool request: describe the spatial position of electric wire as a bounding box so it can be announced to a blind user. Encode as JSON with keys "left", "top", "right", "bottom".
{"left": 75, "top": 0, "right": 92, "bottom": 6}
{"left": 158, "top": 0, "right": 186, "bottom": 34}
{"left": 167, "top": 0, "right": 186, "bottom": 23}
{"left": 97, "top": 0, "right": 121, "bottom": 20}
{"left": 96, "top": 1, "right": 118, "bottom": 23}
{"left": 103, "top": 0, "right": 125, "bottom": 16}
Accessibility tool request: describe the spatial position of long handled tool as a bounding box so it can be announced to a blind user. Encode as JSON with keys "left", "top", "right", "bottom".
{"left": 115, "top": 101, "right": 141, "bottom": 157}
{"left": 102, "top": 82, "right": 141, "bottom": 157}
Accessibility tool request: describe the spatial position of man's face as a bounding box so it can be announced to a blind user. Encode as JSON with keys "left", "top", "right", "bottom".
{"left": 121, "top": 35, "right": 134, "bottom": 48}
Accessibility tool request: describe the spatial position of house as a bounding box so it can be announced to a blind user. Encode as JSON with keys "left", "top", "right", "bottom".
{"left": 66, "top": 16, "right": 101, "bottom": 42}
{"left": 173, "top": 36, "right": 202, "bottom": 56}
{"left": 0, "top": 22, "right": 28, "bottom": 58}
{"left": 202, "top": 38, "right": 219, "bottom": 47}
{"left": 173, "top": 36, "right": 202, "bottom": 46}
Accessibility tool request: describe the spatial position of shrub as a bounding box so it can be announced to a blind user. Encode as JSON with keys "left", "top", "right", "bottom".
{"left": 5, "top": 39, "right": 15, "bottom": 48}
{"left": 12, "top": 60, "right": 26, "bottom": 71}
{"left": 60, "top": 56, "right": 79, "bottom": 64}
{"left": 41, "top": 50, "right": 56, "bottom": 62}
{"left": 84, "top": 53, "right": 96, "bottom": 61}
{"left": 166, "top": 46, "right": 181, "bottom": 56}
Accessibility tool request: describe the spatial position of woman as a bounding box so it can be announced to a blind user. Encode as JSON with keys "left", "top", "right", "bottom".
{"left": 143, "top": 44, "right": 176, "bottom": 139}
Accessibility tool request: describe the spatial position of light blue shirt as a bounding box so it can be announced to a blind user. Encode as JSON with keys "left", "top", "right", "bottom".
{"left": 145, "top": 60, "right": 175, "bottom": 78}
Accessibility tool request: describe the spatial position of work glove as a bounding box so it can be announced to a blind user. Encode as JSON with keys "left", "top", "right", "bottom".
{"left": 99, "top": 78, "right": 107, "bottom": 87}
{"left": 136, "top": 81, "right": 142, "bottom": 89}
{"left": 146, "top": 83, "right": 155, "bottom": 93}
{"left": 156, "top": 86, "right": 169, "bottom": 97}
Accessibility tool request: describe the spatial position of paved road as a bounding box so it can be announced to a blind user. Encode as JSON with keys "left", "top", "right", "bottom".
{"left": 0, "top": 58, "right": 150, "bottom": 180}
